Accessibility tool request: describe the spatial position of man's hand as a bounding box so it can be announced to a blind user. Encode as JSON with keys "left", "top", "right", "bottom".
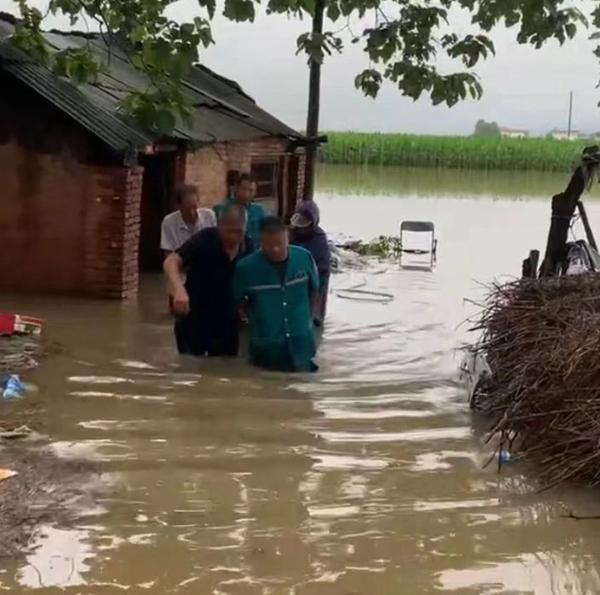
{"left": 171, "top": 287, "right": 190, "bottom": 316}
{"left": 164, "top": 252, "right": 189, "bottom": 316}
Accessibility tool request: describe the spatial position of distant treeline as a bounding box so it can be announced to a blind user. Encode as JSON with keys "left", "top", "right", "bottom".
{"left": 321, "top": 132, "right": 587, "bottom": 172}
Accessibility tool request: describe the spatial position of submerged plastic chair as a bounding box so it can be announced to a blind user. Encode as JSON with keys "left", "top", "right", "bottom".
{"left": 399, "top": 221, "right": 437, "bottom": 270}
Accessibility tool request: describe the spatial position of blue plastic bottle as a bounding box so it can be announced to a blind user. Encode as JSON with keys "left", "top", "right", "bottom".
{"left": 2, "top": 375, "right": 25, "bottom": 400}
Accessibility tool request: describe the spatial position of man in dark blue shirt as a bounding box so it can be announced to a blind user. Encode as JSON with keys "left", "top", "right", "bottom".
{"left": 163, "top": 204, "right": 247, "bottom": 356}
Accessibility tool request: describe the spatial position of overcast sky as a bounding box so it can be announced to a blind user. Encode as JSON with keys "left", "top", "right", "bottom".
{"left": 2, "top": 0, "right": 599, "bottom": 135}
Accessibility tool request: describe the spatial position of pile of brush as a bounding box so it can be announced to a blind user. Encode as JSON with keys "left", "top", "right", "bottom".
{"left": 471, "top": 273, "right": 600, "bottom": 489}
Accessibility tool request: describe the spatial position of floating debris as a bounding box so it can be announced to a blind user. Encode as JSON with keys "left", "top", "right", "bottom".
{"left": 0, "top": 453, "right": 99, "bottom": 556}
{"left": 0, "top": 469, "right": 17, "bottom": 482}
{"left": 1, "top": 375, "right": 26, "bottom": 400}
{"left": 336, "top": 235, "right": 402, "bottom": 259}
{"left": 0, "top": 335, "right": 42, "bottom": 374}
{"left": 0, "top": 313, "right": 44, "bottom": 337}
{"left": 0, "top": 425, "right": 38, "bottom": 441}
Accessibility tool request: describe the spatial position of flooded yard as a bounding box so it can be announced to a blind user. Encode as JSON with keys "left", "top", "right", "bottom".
{"left": 3, "top": 165, "right": 600, "bottom": 593}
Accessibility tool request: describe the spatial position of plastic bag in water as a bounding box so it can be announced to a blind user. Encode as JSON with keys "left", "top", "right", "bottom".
{"left": 1, "top": 375, "right": 25, "bottom": 400}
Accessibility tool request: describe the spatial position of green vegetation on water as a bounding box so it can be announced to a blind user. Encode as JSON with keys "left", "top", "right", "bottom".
{"left": 321, "top": 132, "right": 588, "bottom": 172}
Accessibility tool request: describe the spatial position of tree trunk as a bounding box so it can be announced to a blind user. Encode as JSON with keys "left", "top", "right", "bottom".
{"left": 303, "top": 0, "right": 325, "bottom": 202}
{"left": 539, "top": 154, "right": 598, "bottom": 277}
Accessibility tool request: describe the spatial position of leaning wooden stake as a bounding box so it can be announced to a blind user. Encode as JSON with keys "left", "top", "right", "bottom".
{"left": 577, "top": 200, "right": 598, "bottom": 252}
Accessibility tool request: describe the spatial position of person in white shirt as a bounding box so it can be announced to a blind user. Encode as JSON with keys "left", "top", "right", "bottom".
{"left": 161, "top": 185, "right": 216, "bottom": 256}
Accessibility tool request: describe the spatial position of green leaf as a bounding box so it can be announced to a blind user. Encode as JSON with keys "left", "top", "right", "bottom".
{"left": 198, "top": 0, "right": 217, "bottom": 20}
{"left": 326, "top": 2, "right": 340, "bottom": 22}
{"left": 223, "top": 0, "right": 256, "bottom": 22}
{"left": 131, "top": 25, "right": 147, "bottom": 43}
{"left": 156, "top": 109, "right": 176, "bottom": 134}
{"left": 355, "top": 69, "right": 382, "bottom": 98}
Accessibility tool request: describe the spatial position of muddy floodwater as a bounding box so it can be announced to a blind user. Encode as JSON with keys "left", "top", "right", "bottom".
{"left": 5, "top": 165, "right": 600, "bottom": 594}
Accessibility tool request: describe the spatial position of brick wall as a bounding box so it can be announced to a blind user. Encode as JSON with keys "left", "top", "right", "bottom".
{"left": 0, "top": 139, "right": 89, "bottom": 293}
{"left": 83, "top": 167, "right": 143, "bottom": 298}
{"left": 0, "top": 135, "right": 143, "bottom": 298}
{"left": 0, "top": 73, "right": 145, "bottom": 299}
{"left": 183, "top": 137, "right": 300, "bottom": 207}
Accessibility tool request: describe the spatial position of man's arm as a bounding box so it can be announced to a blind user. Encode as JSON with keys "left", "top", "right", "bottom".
{"left": 233, "top": 262, "right": 248, "bottom": 305}
{"left": 306, "top": 253, "right": 321, "bottom": 321}
{"left": 307, "top": 254, "right": 320, "bottom": 298}
{"left": 233, "top": 262, "right": 250, "bottom": 322}
{"left": 163, "top": 252, "right": 189, "bottom": 316}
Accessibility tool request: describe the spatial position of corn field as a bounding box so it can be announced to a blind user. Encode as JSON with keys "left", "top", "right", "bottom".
{"left": 321, "top": 132, "right": 587, "bottom": 172}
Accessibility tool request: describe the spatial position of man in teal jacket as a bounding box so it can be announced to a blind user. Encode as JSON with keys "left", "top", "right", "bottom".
{"left": 214, "top": 174, "right": 266, "bottom": 251}
{"left": 234, "top": 216, "right": 320, "bottom": 372}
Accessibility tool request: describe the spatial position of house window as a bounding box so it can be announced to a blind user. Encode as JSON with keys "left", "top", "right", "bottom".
{"left": 251, "top": 159, "right": 278, "bottom": 201}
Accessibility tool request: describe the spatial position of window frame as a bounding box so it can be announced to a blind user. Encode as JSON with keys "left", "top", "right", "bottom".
{"left": 250, "top": 157, "right": 279, "bottom": 203}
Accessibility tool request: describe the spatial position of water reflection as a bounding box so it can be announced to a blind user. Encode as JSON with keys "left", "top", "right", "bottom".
{"left": 317, "top": 163, "right": 575, "bottom": 200}
{"left": 2, "top": 165, "right": 600, "bottom": 593}
{"left": 17, "top": 527, "right": 92, "bottom": 589}
{"left": 438, "top": 552, "right": 600, "bottom": 594}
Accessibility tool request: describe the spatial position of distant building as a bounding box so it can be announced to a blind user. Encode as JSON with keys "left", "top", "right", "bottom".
{"left": 550, "top": 129, "right": 580, "bottom": 141}
{"left": 500, "top": 127, "right": 529, "bottom": 139}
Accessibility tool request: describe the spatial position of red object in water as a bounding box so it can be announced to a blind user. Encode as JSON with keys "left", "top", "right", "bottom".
{"left": 0, "top": 313, "right": 16, "bottom": 336}
{"left": 0, "top": 313, "right": 44, "bottom": 336}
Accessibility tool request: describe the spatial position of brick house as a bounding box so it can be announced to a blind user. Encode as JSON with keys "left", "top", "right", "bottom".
{"left": 0, "top": 13, "right": 307, "bottom": 298}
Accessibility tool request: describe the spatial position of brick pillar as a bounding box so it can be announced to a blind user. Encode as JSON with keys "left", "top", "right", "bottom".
{"left": 83, "top": 165, "right": 143, "bottom": 298}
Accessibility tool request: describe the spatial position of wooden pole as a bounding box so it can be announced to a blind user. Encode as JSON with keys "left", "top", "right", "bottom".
{"left": 303, "top": 0, "right": 325, "bottom": 202}
{"left": 577, "top": 201, "right": 598, "bottom": 252}
{"left": 568, "top": 91, "right": 573, "bottom": 139}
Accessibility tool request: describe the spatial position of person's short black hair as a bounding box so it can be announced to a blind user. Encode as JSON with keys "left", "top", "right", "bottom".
{"left": 175, "top": 184, "right": 198, "bottom": 205}
{"left": 218, "top": 202, "right": 246, "bottom": 226}
{"left": 259, "top": 216, "right": 286, "bottom": 235}
{"left": 227, "top": 170, "right": 240, "bottom": 187}
{"left": 238, "top": 173, "right": 254, "bottom": 185}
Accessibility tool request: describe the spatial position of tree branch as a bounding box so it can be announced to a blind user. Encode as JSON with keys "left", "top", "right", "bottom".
{"left": 561, "top": 510, "right": 600, "bottom": 520}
